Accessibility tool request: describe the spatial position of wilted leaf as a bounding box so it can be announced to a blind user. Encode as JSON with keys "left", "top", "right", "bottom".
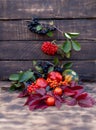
{"left": 65, "top": 52, "right": 71, "bottom": 58}
{"left": 49, "top": 21, "right": 54, "bottom": 25}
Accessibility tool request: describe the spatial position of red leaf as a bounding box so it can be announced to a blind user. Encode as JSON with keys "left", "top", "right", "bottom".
{"left": 65, "top": 98, "right": 77, "bottom": 106}
{"left": 54, "top": 94, "right": 63, "bottom": 102}
{"left": 63, "top": 87, "right": 76, "bottom": 96}
{"left": 70, "top": 86, "right": 83, "bottom": 90}
{"left": 18, "top": 89, "right": 29, "bottom": 98}
{"left": 35, "top": 88, "right": 46, "bottom": 95}
{"left": 40, "top": 95, "right": 49, "bottom": 100}
{"left": 28, "top": 98, "right": 40, "bottom": 106}
{"left": 76, "top": 92, "right": 88, "bottom": 100}
{"left": 35, "top": 103, "right": 48, "bottom": 109}
{"left": 29, "top": 104, "right": 37, "bottom": 110}
{"left": 47, "top": 91, "right": 53, "bottom": 96}
{"left": 55, "top": 99, "right": 62, "bottom": 109}
{"left": 78, "top": 96, "right": 96, "bottom": 107}
{"left": 24, "top": 94, "right": 41, "bottom": 106}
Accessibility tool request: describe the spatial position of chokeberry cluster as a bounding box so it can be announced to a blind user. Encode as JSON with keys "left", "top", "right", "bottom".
{"left": 34, "top": 61, "right": 64, "bottom": 77}
{"left": 27, "top": 17, "right": 56, "bottom": 35}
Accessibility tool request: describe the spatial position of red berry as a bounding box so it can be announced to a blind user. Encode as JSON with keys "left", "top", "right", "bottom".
{"left": 46, "top": 96, "right": 55, "bottom": 106}
{"left": 54, "top": 87, "right": 63, "bottom": 96}
{"left": 41, "top": 41, "right": 58, "bottom": 55}
{"left": 36, "top": 78, "right": 48, "bottom": 88}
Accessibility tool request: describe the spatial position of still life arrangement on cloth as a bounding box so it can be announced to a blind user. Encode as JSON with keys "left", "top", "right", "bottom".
{"left": 9, "top": 17, "right": 96, "bottom": 111}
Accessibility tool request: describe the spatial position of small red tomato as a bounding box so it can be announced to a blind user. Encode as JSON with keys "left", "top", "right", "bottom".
{"left": 48, "top": 71, "right": 62, "bottom": 82}
{"left": 54, "top": 87, "right": 63, "bottom": 96}
{"left": 36, "top": 78, "right": 48, "bottom": 88}
{"left": 46, "top": 96, "right": 55, "bottom": 106}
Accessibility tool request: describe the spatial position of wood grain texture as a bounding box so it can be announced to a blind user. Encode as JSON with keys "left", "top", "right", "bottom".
{"left": 0, "top": 0, "right": 96, "bottom": 19}
{"left": 0, "top": 20, "right": 96, "bottom": 41}
{"left": 0, "top": 41, "right": 96, "bottom": 60}
{"left": 0, "top": 61, "right": 96, "bottom": 81}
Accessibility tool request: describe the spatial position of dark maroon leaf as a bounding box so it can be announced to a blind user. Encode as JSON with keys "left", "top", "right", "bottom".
{"left": 36, "top": 103, "right": 48, "bottom": 109}
{"left": 55, "top": 99, "right": 62, "bottom": 109}
{"left": 47, "top": 91, "right": 53, "bottom": 96}
{"left": 18, "top": 89, "right": 29, "bottom": 98}
{"left": 35, "top": 88, "right": 46, "bottom": 95}
{"left": 54, "top": 94, "right": 63, "bottom": 102}
{"left": 61, "top": 85, "right": 68, "bottom": 90}
{"left": 78, "top": 96, "right": 96, "bottom": 107}
{"left": 40, "top": 95, "right": 49, "bottom": 100}
{"left": 73, "top": 88, "right": 84, "bottom": 98}
{"left": 76, "top": 92, "right": 88, "bottom": 100}
{"left": 24, "top": 95, "right": 34, "bottom": 106}
{"left": 70, "top": 86, "right": 83, "bottom": 90}
{"left": 24, "top": 94, "right": 41, "bottom": 106}
{"left": 65, "top": 98, "right": 77, "bottom": 106}
{"left": 63, "top": 87, "right": 76, "bottom": 96}
{"left": 29, "top": 104, "right": 37, "bottom": 110}
{"left": 28, "top": 98, "right": 40, "bottom": 106}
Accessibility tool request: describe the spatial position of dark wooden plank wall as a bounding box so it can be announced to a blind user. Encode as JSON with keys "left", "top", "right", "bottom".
{"left": 0, "top": 0, "right": 96, "bottom": 81}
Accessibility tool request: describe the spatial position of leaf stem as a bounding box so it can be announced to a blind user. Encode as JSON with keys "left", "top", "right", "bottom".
{"left": 53, "top": 25, "right": 64, "bottom": 34}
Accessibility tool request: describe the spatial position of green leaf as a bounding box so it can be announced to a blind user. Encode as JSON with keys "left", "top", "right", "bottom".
{"left": 19, "top": 71, "right": 34, "bottom": 82}
{"left": 47, "top": 31, "right": 53, "bottom": 37}
{"left": 36, "top": 25, "right": 42, "bottom": 31}
{"left": 72, "top": 40, "right": 81, "bottom": 51}
{"left": 64, "top": 33, "right": 71, "bottom": 39}
{"left": 35, "top": 66, "right": 43, "bottom": 73}
{"left": 14, "top": 83, "right": 21, "bottom": 87}
{"left": 54, "top": 57, "right": 59, "bottom": 65}
{"left": 68, "top": 32, "right": 80, "bottom": 37}
{"left": 64, "top": 62, "right": 73, "bottom": 69}
{"left": 31, "top": 74, "right": 36, "bottom": 81}
{"left": 32, "top": 60, "right": 37, "bottom": 66}
{"left": 65, "top": 52, "right": 71, "bottom": 58}
{"left": 48, "top": 67, "right": 54, "bottom": 73}
{"left": 9, "top": 74, "right": 19, "bottom": 81}
{"left": 9, "top": 85, "right": 16, "bottom": 91}
{"left": 63, "top": 41, "right": 71, "bottom": 53}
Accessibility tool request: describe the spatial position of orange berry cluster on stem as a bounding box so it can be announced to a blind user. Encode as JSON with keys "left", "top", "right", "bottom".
{"left": 27, "top": 83, "right": 39, "bottom": 94}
